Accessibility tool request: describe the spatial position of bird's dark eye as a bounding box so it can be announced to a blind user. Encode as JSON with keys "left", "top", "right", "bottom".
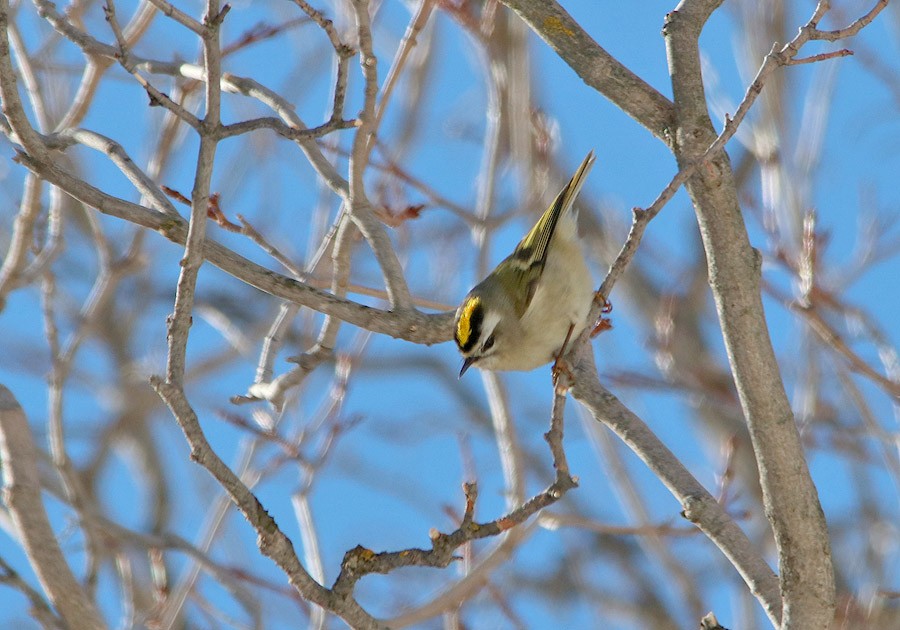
{"left": 482, "top": 335, "right": 495, "bottom": 351}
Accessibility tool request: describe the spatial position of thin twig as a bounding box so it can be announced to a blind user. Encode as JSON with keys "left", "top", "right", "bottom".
{"left": 146, "top": 0, "right": 203, "bottom": 34}
{"left": 372, "top": 0, "right": 435, "bottom": 134}
{"left": 331, "top": 473, "right": 573, "bottom": 599}
{"left": 792, "top": 303, "right": 900, "bottom": 398}
{"left": 787, "top": 49, "right": 853, "bottom": 65}
{"left": 333, "top": 348, "right": 578, "bottom": 603}
{"left": 592, "top": 0, "right": 882, "bottom": 325}
{"left": 345, "top": 0, "right": 414, "bottom": 310}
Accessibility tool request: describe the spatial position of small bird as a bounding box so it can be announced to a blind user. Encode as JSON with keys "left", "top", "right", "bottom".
{"left": 454, "top": 152, "right": 596, "bottom": 378}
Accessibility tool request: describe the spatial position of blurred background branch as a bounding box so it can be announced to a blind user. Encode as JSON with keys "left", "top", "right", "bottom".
{"left": 1, "top": 0, "right": 898, "bottom": 627}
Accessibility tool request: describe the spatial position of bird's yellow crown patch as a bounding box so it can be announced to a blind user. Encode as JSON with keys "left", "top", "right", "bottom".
{"left": 456, "top": 296, "right": 481, "bottom": 347}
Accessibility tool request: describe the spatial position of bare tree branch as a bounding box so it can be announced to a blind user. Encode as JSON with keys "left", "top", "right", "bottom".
{"left": 1, "top": 0, "right": 895, "bottom": 626}
{"left": 0, "top": 386, "right": 105, "bottom": 630}
{"left": 13, "top": 150, "right": 454, "bottom": 343}
{"left": 567, "top": 344, "right": 783, "bottom": 626}
{"left": 499, "top": 0, "right": 675, "bottom": 143}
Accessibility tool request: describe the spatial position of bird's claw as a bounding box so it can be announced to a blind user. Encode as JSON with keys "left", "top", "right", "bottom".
{"left": 552, "top": 357, "right": 575, "bottom": 391}
{"left": 591, "top": 294, "right": 613, "bottom": 338}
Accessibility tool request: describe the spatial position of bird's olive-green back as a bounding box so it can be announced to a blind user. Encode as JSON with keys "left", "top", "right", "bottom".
{"left": 497, "top": 151, "right": 595, "bottom": 318}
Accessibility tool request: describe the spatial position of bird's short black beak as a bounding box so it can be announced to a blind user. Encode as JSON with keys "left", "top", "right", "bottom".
{"left": 459, "top": 357, "right": 476, "bottom": 379}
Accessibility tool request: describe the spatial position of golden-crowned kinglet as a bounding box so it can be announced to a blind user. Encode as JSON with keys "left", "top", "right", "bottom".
{"left": 454, "top": 151, "right": 596, "bottom": 377}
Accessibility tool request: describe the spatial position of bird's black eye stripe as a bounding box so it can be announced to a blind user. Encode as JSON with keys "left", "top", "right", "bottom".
{"left": 483, "top": 334, "right": 495, "bottom": 351}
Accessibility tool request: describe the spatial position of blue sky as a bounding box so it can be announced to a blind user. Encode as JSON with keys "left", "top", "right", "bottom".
{"left": 1, "top": 0, "right": 899, "bottom": 628}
